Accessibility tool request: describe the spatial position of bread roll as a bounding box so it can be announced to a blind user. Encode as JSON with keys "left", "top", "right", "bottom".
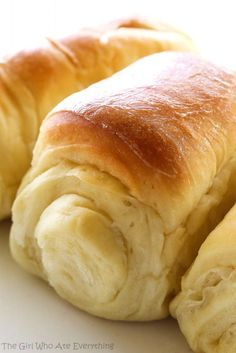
{"left": 10, "top": 52, "right": 236, "bottom": 321}
{"left": 171, "top": 202, "right": 236, "bottom": 353}
{"left": 0, "top": 17, "right": 194, "bottom": 220}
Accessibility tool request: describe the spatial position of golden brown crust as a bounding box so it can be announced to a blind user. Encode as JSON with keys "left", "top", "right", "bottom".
{"left": 0, "top": 17, "right": 194, "bottom": 220}
{"left": 3, "top": 17, "right": 194, "bottom": 120}
{"left": 35, "top": 52, "right": 236, "bottom": 232}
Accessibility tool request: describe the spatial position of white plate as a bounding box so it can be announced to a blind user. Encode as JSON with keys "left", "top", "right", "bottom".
{"left": 0, "top": 221, "right": 192, "bottom": 353}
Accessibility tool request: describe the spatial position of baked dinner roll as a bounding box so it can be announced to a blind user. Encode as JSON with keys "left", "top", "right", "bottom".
{"left": 10, "top": 52, "right": 236, "bottom": 321}
{"left": 171, "top": 203, "right": 236, "bottom": 353}
{"left": 0, "top": 17, "right": 194, "bottom": 220}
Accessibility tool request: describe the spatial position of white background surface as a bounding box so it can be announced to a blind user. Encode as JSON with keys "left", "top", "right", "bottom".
{"left": 0, "top": 0, "right": 236, "bottom": 68}
{"left": 0, "top": 1, "right": 235, "bottom": 352}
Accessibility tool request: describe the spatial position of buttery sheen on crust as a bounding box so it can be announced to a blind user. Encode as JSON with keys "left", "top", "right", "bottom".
{"left": 10, "top": 52, "right": 236, "bottom": 321}
{"left": 170, "top": 202, "right": 236, "bottom": 353}
{"left": 0, "top": 17, "right": 193, "bottom": 220}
